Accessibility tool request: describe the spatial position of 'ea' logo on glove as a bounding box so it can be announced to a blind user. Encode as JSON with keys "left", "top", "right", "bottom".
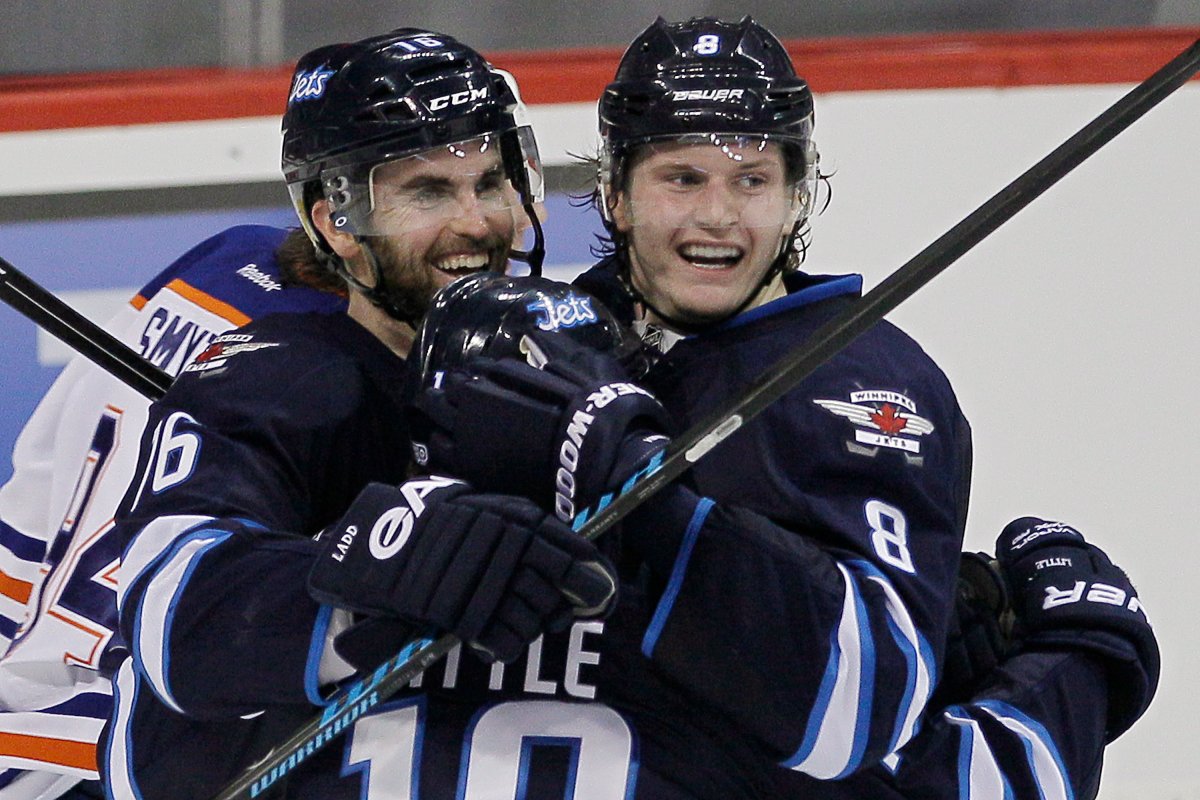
{"left": 369, "top": 476, "right": 462, "bottom": 559}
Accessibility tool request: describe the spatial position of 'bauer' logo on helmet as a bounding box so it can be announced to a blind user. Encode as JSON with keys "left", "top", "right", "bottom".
{"left": 670, "top": 88, "right": 746, "bottom": 102}
{"left": 288, "top": 65, "right": 335, "bottom": 104}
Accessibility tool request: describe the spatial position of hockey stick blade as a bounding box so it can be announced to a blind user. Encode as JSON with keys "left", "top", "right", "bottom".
{"left": 0, "top": 256, "right": 172, "bottom": 399}
{"left": 211, "top": 36, "right": 1200, "bottom": 800}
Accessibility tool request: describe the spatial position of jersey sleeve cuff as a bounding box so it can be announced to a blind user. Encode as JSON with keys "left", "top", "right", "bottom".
{"left": 306, "top": 605, "right": 357, "bottom": 704}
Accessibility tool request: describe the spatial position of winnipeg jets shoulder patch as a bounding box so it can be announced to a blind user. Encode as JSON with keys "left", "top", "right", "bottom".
{"left": 814, "top": 390, "right": 934, "bottom": 462}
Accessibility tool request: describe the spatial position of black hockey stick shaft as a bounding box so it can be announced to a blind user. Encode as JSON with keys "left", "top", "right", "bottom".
{"left": 0, "top": 256, "right": 172, "bottom": 399}
{"left": 212, "top": 37, "right": 1200, "bottom": 800}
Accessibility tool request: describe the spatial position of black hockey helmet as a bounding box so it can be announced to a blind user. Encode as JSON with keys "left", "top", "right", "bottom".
{"left": 406, "top": 273, "right": 636, "bottom": 395}
{"left": 404, "top": 273, "right": 643, "bottom": 468}
{"left": 281, "top": 28, "right": 544, "bottom": 271}
{"left": 598, "top": 16, "right": 818, "bottom": 223}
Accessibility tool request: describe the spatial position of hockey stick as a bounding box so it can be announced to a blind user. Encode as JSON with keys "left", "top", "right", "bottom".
{"left": 0, "top": 256, "right": 172, "bottom": 398}
{"left": 214, "top": 37, "right": 1200, "bottom": 800}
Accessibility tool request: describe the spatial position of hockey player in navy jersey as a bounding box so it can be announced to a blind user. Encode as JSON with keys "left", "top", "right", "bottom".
{"left": 99, "top": 28, "right": 621, "bottom": 800}
{"left": 572, "top": 17, "right": 1158, "bottom": 797}
{"left": 407, "top": 17, "right": 971, "bottom": 794}
{"left": 408, "top": 16, "right": 1158, "bottom": 799}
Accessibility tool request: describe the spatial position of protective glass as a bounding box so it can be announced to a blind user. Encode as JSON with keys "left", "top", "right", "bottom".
{"left": 610, "top": 134, "right": 818, "bottom": 230}
{"left": 331, "top": 129, "right": 544, "bottom": 240}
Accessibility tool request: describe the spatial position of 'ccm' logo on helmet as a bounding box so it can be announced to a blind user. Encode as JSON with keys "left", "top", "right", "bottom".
{"left": 671, "top": 89, "right": 746, "bottom": 102}
{"left": 429, "top": 87, "right": 489, "bottom": 111}
{"left": 289, "top": 66, "right": 335, "bottom": 104}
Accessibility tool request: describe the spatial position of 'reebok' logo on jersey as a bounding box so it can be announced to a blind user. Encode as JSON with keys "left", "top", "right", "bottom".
{"left": 813, "top": 390, "right": 934, "bottom": 459}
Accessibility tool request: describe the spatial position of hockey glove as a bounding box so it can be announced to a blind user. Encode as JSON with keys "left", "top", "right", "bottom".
{"left": 996, "top": 517, "right": 1160, "bottom": 739}
{"left": 410, "top": 331, "right": 673, "bottom": 522}
{"left": 308, "top": 477, "right": 617, "bottom": 663}
{"left": 930, "top": 551, "right": 1013, "bottom": 708}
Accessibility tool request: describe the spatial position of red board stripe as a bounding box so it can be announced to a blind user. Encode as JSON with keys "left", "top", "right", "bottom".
{"left": 0, "top": 28, "right": 1196, "bottom": 133}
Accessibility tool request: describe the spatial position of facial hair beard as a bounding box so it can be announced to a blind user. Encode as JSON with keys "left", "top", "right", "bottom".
{"left": 366, "top": 231, "right": 510, "bottom": 323}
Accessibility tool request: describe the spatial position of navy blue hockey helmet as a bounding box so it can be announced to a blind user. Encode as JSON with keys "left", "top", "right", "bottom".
{"left": 407, "top": 273, "right": 635, "bottom": 395}
{"left": 404, "top": 273, "right": 643, "bottom": 469}
{"left": 598, "top": 16, "right": 818, "bottom": 223}
{"left": 281, "top": 28, "right": 544, "bottom": 271}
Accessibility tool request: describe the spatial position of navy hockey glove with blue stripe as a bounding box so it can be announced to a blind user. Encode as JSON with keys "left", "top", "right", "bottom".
{"left": 308, "top": 477, "right": 617, "bottom": 663}
{"left": 996, "top": 517, "right": 1159, "bottom": 739}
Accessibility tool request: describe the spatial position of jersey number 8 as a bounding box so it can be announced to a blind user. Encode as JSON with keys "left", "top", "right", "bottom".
{"left": 865, "top": 499, "right": 915, "bottom": 574}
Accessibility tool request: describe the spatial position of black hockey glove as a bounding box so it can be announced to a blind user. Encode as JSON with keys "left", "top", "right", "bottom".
{"left": 929, "top": 551, "right": 1013, "bottom": 708}
{"left": 308, "top": 477, "right": 617, "bottom": 663}
{"left": 995, "top": 517, "right": 1160, "bottom": 739}
{"left": 410, "top": 332, "right": 672, "bottom": 523}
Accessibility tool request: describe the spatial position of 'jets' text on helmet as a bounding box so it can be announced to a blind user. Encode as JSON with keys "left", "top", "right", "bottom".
{"left": 406, "top": 273, "right": 635, "bottom": 399}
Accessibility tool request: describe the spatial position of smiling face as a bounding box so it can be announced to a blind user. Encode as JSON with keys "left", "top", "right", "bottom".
{"left": 611, "top": 137, "right": 802, "bottom": 327}
{"left": 311, "top": 136, "right": 523, "bottom": 355}
{"left": 363, "top": 137, "right": 518, "bottom": 307}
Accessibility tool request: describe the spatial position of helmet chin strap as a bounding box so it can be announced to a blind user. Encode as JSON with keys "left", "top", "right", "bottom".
{"left": 335, "top": 238, "right": 439, "bottom": 327}
{"left": 507, "top": 201, "right": 545, "bottom": 276}
{"left": 345, "top": 240, "right": 419, "bottom": 325}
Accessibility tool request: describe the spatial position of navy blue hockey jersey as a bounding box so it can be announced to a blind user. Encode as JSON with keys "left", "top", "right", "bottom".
{"left": 103, "top": 260, "right": 1096, "bottom": 799}
{"left": 102, "top": 309, "right": 415, "bottom": 798}
{"left": 613, "top": 268, "right": 972, "bottom": 780}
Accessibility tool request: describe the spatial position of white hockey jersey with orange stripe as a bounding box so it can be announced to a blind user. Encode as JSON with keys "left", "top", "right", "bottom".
{"left": 0, "top": 225, "right": 343, "bottom": 796}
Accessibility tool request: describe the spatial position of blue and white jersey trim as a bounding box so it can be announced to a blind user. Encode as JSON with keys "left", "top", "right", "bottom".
{"left": 978, "top": 700, "right": 1073, "bottom": 800}
{"left": 131, "top": 528, "right": 231, "bottom": 714}
{"left": 117, "top": 514, "right": 213, "bottom": 612}
{"left": 105, "top": 659, "right": 143, "bottom": 800}
{"left": 783, "top": 562, "right": 875, "bottom": 778}
{"left": 849, "top": 559, "right": 935, "bottom": 755}
{"left": 945, "top": 706, "right": 1014, "bottom": 800}
{"left": 784, "top": 559, "right": 933, "bottom": 779}
{"left": 945, "top": 700, "right": 1072, "bottom": 800}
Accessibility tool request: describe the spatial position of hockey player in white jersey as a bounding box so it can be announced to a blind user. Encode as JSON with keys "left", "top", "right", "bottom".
{"left": 0, "top": 225, "right": 344, "bottom": 798}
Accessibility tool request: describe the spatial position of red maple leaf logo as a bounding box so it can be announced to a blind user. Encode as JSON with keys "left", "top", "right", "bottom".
{"left": 870, "top": 404, "right": 908, "bottom": 435}
{"left": 194, "top": 343, "right": 225, "bottom": 363}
